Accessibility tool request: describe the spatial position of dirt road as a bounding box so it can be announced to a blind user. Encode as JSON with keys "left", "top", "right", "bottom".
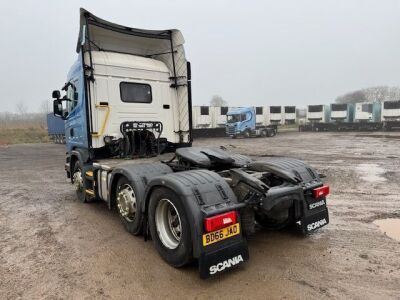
{"left": 1, "top": 132, "right": 399, "bottom": 299}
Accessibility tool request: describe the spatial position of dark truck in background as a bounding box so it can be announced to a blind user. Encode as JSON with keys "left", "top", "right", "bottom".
{"left": 47, "top": 113, "right": 65, "bottom": 144}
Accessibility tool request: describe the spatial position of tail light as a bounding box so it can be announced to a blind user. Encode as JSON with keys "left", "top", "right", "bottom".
{"left": 313, "top": 185, "right": 330, "bottom": 199}
{"left": 204, "top": 211, "right": 237, "bottom": 233}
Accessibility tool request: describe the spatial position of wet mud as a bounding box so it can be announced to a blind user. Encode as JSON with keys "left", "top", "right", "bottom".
{"left": 1, "top": 132, "right": 400, "bottom": 299}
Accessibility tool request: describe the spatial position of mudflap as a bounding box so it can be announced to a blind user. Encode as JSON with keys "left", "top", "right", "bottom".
{"left": 199, "top": 239, "right": 249, "bottom": 279}
{"left": 300, "top": 206, "right": 329, "bottom": 234}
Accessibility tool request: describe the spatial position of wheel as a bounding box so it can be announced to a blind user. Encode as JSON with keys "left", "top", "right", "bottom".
{"left": 244, "top": 130, "right": 251, "bottom": 138}
{"left": 267, "top": 128, "right": 277, "bottom": 137}
{"left": 148, "top": 187, "right": 193, "bottom": 267}
{"left": 72, "top": 160, "right": 86, "bottom": 203}
{"left": 256, "top": 208, "right": 294, "bottom": 230}
{"left": 115, "top": 176, "right": 143, "bottom": 235}
{"left": 261, "top": 129, "right": 268, "bottom": 137}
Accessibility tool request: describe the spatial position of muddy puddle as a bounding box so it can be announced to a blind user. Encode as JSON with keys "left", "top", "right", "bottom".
{"left": 356, "top": 163, "right": 387, "bottom": 182}
{"left": 374, "top": 219, "right": 400, "bottom": 242}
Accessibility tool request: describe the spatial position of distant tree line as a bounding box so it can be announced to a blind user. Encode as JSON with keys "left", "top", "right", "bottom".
{"left": 335, "top": 86, "right": 400, "bottom": 104}
{"left": 0, "top": 100, "right": 49, "bottom": 129}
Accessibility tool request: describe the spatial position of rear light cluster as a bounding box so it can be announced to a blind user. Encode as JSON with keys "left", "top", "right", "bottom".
{"left": 204, "top": 211, "right": 237, "bottom": 233}
{"left": 313, "top": 185, "right": 330, "bottom": 199}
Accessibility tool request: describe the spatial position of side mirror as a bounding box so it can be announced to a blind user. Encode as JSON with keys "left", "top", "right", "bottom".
{"left": 53, "top": 100, "right": 64, "bottom": 119}
{"left": 52, "top": 90, "right": 61, "bottom": 99}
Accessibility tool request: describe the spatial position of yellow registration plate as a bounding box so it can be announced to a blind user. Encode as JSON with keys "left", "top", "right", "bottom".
{"left": 202, "top": 223, "right": 240, "bottom": 246}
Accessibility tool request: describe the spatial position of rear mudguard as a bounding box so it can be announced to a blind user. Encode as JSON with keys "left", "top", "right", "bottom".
{"left": 144, "top": 169, "right": 249, "bottom": 278}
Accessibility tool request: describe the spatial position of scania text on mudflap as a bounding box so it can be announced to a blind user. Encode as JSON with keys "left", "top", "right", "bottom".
{"left": 51, "top": 9, "right": 330, "bottom": 279}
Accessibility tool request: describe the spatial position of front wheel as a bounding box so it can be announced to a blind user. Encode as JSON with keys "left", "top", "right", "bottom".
{"left": 148, "top": 187, "right": 193, "bottom": 267}
{"left": 72, "top": 160, "right": 86, "bottom": 203}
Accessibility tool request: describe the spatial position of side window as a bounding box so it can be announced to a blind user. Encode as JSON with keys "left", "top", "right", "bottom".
{"left": 66, "top": 81, "right": 79, "bottom": 112}
{"left": 120, "top": 82, "right": 152, "bottom": 103}
{"left": 241, "top": 113, "right": 247, "bottom": 121}
{"left": 200, "top": 106, "right": 209, "bottom": 115}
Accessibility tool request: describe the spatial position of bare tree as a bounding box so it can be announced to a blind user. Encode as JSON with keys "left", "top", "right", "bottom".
{"left": 210, "top": 95, "right": 228, "bottom": 106}
{"left": 37, "top": 100, "right": 49, "bottom": 128}
{"left": 16, "top": 101, "right": 28, "bottom": 115}
{"left": 362, "top": 86, "right": 400, "bottom": 102}
{"left": 335, "top": 90, "right": 367, "bottom": 104}
{"left": 39, "top": 100, "right": 49, "bottom": 114}
{"left": 335, "top": 86, "right": 400, "bottom": 104}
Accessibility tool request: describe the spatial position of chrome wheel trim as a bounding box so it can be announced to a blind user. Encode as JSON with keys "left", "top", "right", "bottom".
{"left": 155, "top": 198, "right": 182, "bottom": 249}
{"left": 117, "top": 184, "right": 137, "bottom": 223}
{"left": 73, "top": 169, "right": 83, "bottom": 192}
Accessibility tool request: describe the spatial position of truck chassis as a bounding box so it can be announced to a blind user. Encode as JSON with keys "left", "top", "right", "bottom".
{"left": 66, "top": 145, "right": 329, "bottom": 278}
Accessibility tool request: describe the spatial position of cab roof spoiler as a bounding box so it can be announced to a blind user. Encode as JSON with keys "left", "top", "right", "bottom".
{"left": 76, "top": 8, "right": 185, "bottom": 57}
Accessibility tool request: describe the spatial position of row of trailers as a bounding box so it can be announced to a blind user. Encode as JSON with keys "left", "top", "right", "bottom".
{"left": 49, "top": 101, "right": 400, "bottom": 143}
{"left": 192, "top": 105, "right": 296, "bottom": 129}
{"left": 192, "top": 100, "right": 400, "bottom": 133}
{"left": 300, "top": 100, "right": 400, "bottom": 131}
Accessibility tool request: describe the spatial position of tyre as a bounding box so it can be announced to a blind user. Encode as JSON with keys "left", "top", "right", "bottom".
{"left": 261, "top": 129, "right": 268, "bottom": 137}
{"left": 244, "top": 130, "right": 251, "bottom": 138}
{"left": 148, "top": 187, "right": 193, "bottom": 267}
{"left": 115, "top": 176, "right": 143, "bottom": 235}
{"left": 267, "top": 128, "right": 276, "bottom": 137}
{"left": 72, "top": 160, "right": 86, "bottom": 203}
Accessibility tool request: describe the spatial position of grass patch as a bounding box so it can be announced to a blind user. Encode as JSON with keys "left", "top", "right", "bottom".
{"left": 0, "top": 127, "right": 49, "bottom": 145}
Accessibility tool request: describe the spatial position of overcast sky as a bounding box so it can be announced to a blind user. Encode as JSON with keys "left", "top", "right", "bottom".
{"left": 1, "top": 0, "right": 400, "bottom": 112}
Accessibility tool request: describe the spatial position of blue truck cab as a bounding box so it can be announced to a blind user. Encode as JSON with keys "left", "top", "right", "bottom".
{"left": 63, "top": 55, "right": 88, "bottom": 153}
{"left": 225, "top": 107, "right": 276, "bottom": 138}
{"left": 226, "top": 107, "right": 255, "bottom": 137}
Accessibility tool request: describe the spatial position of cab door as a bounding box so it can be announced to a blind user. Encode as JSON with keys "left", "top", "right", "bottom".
{"left": 64, "top": 63, "right": 88, "bottom": 152}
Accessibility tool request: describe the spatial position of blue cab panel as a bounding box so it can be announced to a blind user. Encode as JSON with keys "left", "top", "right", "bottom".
{"left": 225, "top": 107, "right": 256, "bottom": 135}
{"left": 64, "top": 54, "right": 88, "bottom": 154}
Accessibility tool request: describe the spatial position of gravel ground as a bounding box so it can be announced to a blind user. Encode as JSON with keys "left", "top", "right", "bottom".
{"left": 1, "top": 132, "right": 399, "bottom": 299}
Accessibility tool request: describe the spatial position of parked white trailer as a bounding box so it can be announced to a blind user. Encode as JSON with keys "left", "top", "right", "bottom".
{"left": 255, "top": 106, "right": 267, "bottom": 125}
{"left": 382, "top": 100, "right": 400, "bottom": 130}
{"left": 354, "top": 102, "right": 381, "bottom": 123}
{"left": 192, "top": 106, "right": 213, "bottom": 128}
{"left": 212, "top": 106, "right": 230, "bottom": 128}
{"left": 268, "top": 106, "right": 283, "bottom": 125}
{"left": 283, "top": 106, "right": 296, "bottom": 124}
{"left": 306, "top": 105, "right": 330, "bottom": 123}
